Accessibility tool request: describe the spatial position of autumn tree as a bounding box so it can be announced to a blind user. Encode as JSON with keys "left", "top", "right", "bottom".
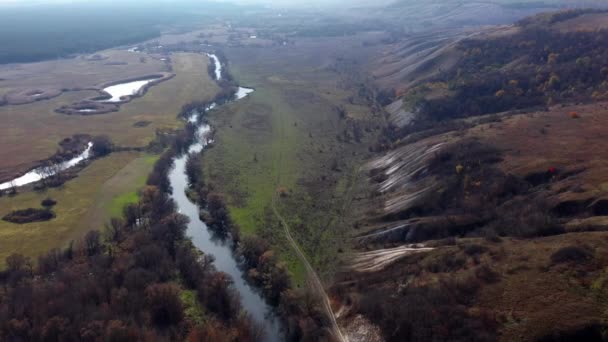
{"left": 91, "top": 135, "right": 113, "bottom": 157}
{"left": 146, "top": 283, "right": 184, "bottom": 327}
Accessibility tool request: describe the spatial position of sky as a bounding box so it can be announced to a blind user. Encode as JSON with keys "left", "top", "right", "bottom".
{"left": 0, "top": 0, "right": 375, "bottom": 7}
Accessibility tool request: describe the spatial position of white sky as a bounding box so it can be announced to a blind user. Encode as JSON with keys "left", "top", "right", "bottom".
{"left": 0, "top": 0, "right": 376, "bottom": 7}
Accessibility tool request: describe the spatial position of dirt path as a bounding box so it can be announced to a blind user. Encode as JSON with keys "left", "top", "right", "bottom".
{"left": 271, "top": 108, "right": 347, "bottom": 341}
{"left": 271, "top": 194, "right": 347, "bottom": 342}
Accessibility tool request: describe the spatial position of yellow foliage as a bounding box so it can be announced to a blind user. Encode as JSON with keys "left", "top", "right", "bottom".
{"left": 456, "top": 164, "right": 464, "bottom": 174}
{"left": 276, "top": 187, "right": 289, "bottom": 197}
{"left": 495, "top": 89, "right": 507, "bottom": 98}
{"left": 592, "top": 91, "right": 603, "bottom": 100}
{"left": 548, "top": 74, "right": 561, "bottom": 89}
{"left": 547, "top": 53, "right": 559, "bottom": 65}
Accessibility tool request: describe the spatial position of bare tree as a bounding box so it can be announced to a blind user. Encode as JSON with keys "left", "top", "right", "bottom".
{"left": 8, "top": 181, "right": 17, "bottom": 195}
{"left": 38, "top": 163, "right": 54, "bottom": 187}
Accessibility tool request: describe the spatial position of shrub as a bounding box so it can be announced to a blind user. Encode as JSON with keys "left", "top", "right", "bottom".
{"left": 185, "top": 154, "right": 203, "bottom": 187}
{"left": 463, "top": 244, "right": 488, "bottom": 256}
{"left": 550, "top": 246, "right": 593, "bottom": 264}
{"left": 91, "top": 135, "right": 113, "bottom": 157}
{"left": 359, "top": 279, "right": 495, "bottom": 342}
{"left": 145, "top": 283, "right": 184, "bottom": 327}
{"left": 41, "top": 197, "right": 57, "bottom": 208}
{"left": 2, "top": 208, "right": 55, "bottom": 224}
{"left": 423, "top": 252, "right": 467, "bottom": 273}
{"left": 475, "top": 265, "right": 501, "bottom": 283}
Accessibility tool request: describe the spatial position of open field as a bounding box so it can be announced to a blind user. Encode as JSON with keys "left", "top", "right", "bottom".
{"left": 0, "top": 49, "right": 169, "bottom": 103}
{"left": 86, "top": 153, "right": 159, "bottom": 224}
{"left": 0, "top": 48, "right": 220, "bottom": 267}
{"left": 0, "top": 52, "right": 219, "bottom": 182}
{"left": 0, "top": 151, "right": 153, "bottom": 266}
{"left": 202, "top": 35, "right": 383, "bottom": 283}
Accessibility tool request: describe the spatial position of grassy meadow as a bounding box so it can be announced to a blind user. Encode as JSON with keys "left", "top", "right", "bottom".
{"left": 202, "top": 37, "right": 382, "bottom": 284}
{"left": 0, "top": 52, "right": 219, "bottom": 267}
{"left": 0, "top": 53, "right": 219, "bottom": 181}
{"left": 0, "top": 152, "right": 154, "bottom": 266}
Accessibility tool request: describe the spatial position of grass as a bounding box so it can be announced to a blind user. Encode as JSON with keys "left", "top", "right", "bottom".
{"left": 0, "top": 152, "right": 139, "bottom": 267}
{"left": 180, "top": 289, "right": 206, "bottom": 325}
{"left": 105, "top": 154, "right": 158, "bottom": 218}
{"left": 109, "top": 191, "right": 140, "bottom": 218}
{"left": 204, "top": 84, "right": 307, "bottom": 284}
{"left": 203, "top": 40, "right": 379, "bottom": 284}
{"left": 0, "top": 52, "right": 219, "bottom": 182}
{"left": 0, "top": 51, "right": 219, "bottom": 268}
{"left": 0, "top": 151, "right": 161, "bottom": 269}
{"left": 207, "top": 87, "right": 300, "bottom": 234}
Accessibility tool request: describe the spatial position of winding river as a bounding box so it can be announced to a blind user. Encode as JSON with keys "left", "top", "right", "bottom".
{"left": 0, "top": 52, "right": 282, "bottom": 339}
{"left": 0, "top": 142, "right": 93, "bottom": 191}
{"left": 168, "top": 54, "right": 282, "bottom": 341}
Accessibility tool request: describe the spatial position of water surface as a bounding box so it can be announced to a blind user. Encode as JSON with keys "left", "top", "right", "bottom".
{"left": 101, "top": 78, "right": 158, "bottom": 103}
{"left": 169, "top": 54, "right": 281, "bottom": 341}
{"left": 0, "top": 142, "right": 93, "bottom": 191}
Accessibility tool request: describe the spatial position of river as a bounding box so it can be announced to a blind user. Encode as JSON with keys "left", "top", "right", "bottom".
{"left": 167, "top": 54, "right": 282, "bottom": 341}
{"left": 0, "top": 142, "right": 93, "bottom": 191}
{"left": 102, "top": 78, "right": 159, "bottom": 103}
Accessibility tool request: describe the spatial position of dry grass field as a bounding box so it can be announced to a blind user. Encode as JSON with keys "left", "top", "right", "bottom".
{"left": 0, "top": 152, "right": 144, "bottom": 266}
{"left": 0, "top": 49, "right": 220, "bottom": 267}
{"left": 0, "top": 52, "right": 219, "bottom": 182}
{"left": 0, "top": 50, "right": 169, "bottom": 103}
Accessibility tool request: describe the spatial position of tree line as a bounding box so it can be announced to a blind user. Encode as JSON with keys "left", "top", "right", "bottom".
{"left": 0, "top": 182, "right": 263, "bottom": 341}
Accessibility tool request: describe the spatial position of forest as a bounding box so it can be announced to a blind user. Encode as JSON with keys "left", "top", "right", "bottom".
{"left": 0, "top": 150, "right": 329, "bottom": 341}
{"left": 416, "top": 10, "right": 608, "bottom": 121}
{"left": 0, "top": 181, "right": 262, "bottom": 340}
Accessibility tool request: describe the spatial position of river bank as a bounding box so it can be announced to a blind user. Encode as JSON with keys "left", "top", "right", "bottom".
{"left": 164, "top": 52, "right": 283, "bottom": 341}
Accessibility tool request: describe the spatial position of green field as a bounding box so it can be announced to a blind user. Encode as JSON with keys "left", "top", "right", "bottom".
{"left": 87, "top": 153, "right": 159, "bottom": 224}
{"left": 106, "top": 155, "right": 158, "bottom": 218}
{"left": 0, "top": 152, "right": 151, "bottom": 266}
{"left": 203, "top": 39, "right": 380, "bottom": 284}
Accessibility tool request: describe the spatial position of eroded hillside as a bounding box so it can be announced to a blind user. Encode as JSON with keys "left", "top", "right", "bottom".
{"left": 335, "top": 9, "right": 608, "bottom": 342}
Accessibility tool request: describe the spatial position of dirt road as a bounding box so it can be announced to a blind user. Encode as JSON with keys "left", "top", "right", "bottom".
{"left": 271, "top": 194, "right": 347, "bottom": 342}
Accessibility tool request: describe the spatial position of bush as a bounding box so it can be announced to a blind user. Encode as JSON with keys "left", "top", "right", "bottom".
{"left": 145, "top": 283, "right": 184, "bottom": 327}
{"left": 550, "top": 246, "right": 593, "bottom": 264}
{"left": 423, "top": 252, "right": 467, "bottom": 273}
{"left": 463, "top": 244, "right": 488, "bottom": 256}
{"left": 359, "top": 279, "right": 495, "bottom": 342}
{"left": 41, "top": 198, "right": 57, "bottom": 208}
{"left": 91, "top": 135, "right": 113, "bottom": 157}
{"left": 475, "top": 265, "right": 500, "bottom": 283}
{"left": 2, "top": 208, "right": 55, "bottom": 224}
{"left": 185, "top": 154, "right": 203, "bottom": 187}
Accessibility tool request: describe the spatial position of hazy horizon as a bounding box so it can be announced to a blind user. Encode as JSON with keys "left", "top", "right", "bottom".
{"left": 0, "top": 0, "right": 392, "bottom": 9}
